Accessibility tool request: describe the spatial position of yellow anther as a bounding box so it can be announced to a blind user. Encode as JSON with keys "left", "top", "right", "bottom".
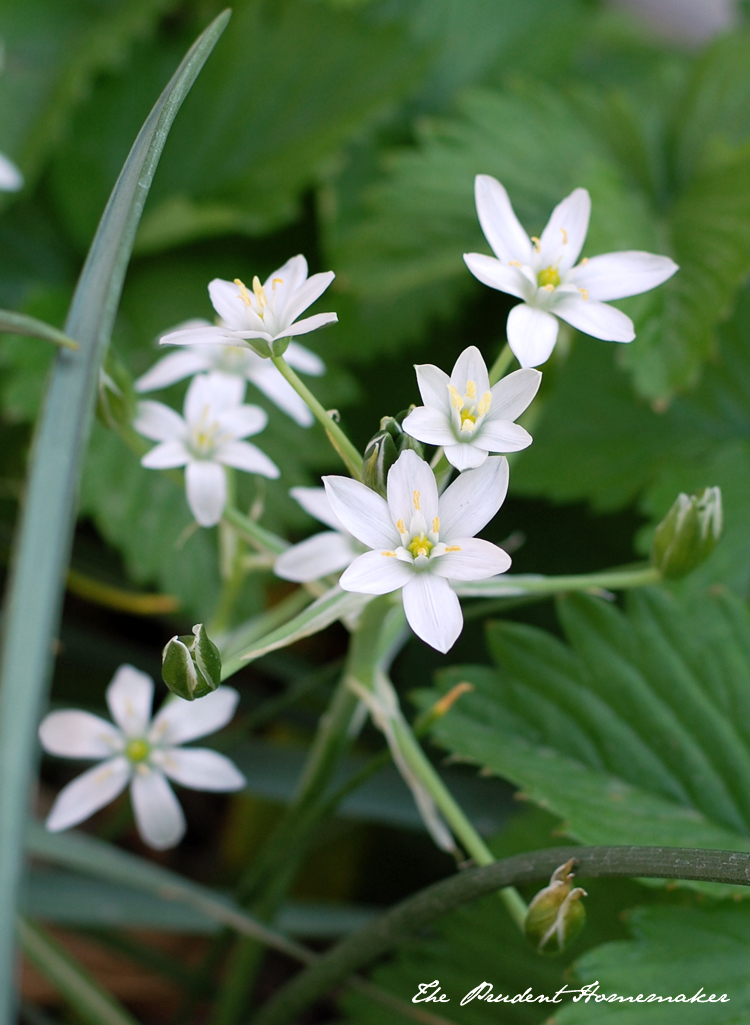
{"left": 235, "top": 278, "right": 253, "bottom": 306}
{"left": 252, "top": 275, "right": 267, "bottom": 307}
{"left": 445, "top": 545, "right": 462, "bottom": 552}
{"left": 580, "top": 257, "right": 589, "bottom": 266}
{"left": 429, "top": 681, "right": 474, "bottom": 720}
{"left": 407, "top": 533, "right": 434, "bottom": 558}
{"left": 448, "top": 384, "right": 463, "bottom": 410}
{"left": 465, "top": 379, "right": 477, "bottom": 400}
{"left": 531, "top": 236, "right": 541, "bottom": 252}
{"left": 544, "top": 283, "right": 554, "bottom": 291}
{"left": 460, "top": 409, "right": 477, "bottom": 430}
{"left": 413, "top": 490, "right": 420, "bottom": 510}
{"left": 560, "top": 227, "right": 568, "bottom": 244}
{"left": 508, "top": 260, "right": 522, "bottom": 267}
{"left": 432, "top": 517, "right": 439, "bottom": 534}
{"left": 478, "top": 391, "right": 492, "bottom": 417}
{"left": 272, "top": 277, "right": 283, "bottom": 287}
{"left": 381, "top": 550, "right": 397, "bottom": 557}
{"left": 579, "top": 287, "right": 589, "bottom": 300}
{"left": 397, "top": 518, "right": 406, "bottom": 533}
{"left": 538, "top": 266, "right": 561, "bottom": 289}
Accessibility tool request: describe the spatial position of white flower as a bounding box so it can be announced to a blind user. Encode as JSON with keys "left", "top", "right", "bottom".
{"left": 464, "top": 175, "right": 679, "bottom": 368}
{"left": 324, "top": 450, "right": 511, "bottom": 653}
{"left": 0, "top": 152, "right": 22, "bottom": 192}
{"left": 39, "top": 666, "right": 245, "bottom": 850}
{"left": 134, "top": 372, "right": 279, "bottom": 528}
{"left": 159, "top": 255, "right": 337, "bottom": 355}
{"left": 135, "top": 327, "right": 325, "bottom": 428}
{"left": 274, "top": 487, "right": 365, "bottom": 583}
{"left": 401, "top": 345, "right": 541, "bottom": 471}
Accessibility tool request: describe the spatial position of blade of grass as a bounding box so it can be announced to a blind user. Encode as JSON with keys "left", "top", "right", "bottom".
{"left": 17, "top": 919, "right": 138, "bottom": 1025}
{"left": 0, "top": 13, "right": 231, "bottom": 1022}
{"left": 0, "top": 310, "right": 78, "bottom": 350}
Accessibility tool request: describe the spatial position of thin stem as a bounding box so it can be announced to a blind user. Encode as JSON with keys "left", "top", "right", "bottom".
{"left": 250, "top": 845, "right": 750, "bottom": 1025}
{"left": 271, "top": 355, "right": 362, "bottom": 479}
{"left": 454, "top": 564, "right": 661, "bottom": 601}
{"left": 222, "top": 504, "right": 288, "bottom": 556}
{"left": 66, "top": 569, "right": 179, "bottom": 616}
{"left": 488, "top": 342, "right": 515, "bottom": 385}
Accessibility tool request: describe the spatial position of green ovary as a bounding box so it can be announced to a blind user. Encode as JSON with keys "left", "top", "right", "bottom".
{"left": 126, "top": 738, "right": 151, "bottom": 763}
{"left": 408, "top": 533, "right": 434, "bottom": 558}
{"left": 538, "top": 266, "right": 560, "bottom": 288}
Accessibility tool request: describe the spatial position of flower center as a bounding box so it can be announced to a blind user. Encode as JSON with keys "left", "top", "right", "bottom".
{"left": 448, "top": 382, "right": 492, "bottom": 435}
{"left": 191, "top": 404, "right": 222, "bottom": 456}
{"left": 235, "top": 275, "right": 283, "bottom": 323}
{"left": 538, "top": 266, "right": 560, "bottom": 290}
{"left": 407, "top": 532, "right": 434, "bottom": 558}
{"left": 125, "top": 738, "right": 150, "bottom": 763}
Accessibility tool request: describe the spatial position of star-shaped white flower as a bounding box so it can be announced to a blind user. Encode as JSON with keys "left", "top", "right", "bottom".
{"left": 39, "top": 666, "right": 245, "bottom": 850}
{"left": 464, "top": 175, "right": 679, "bottom": 368}
{"left": 134, "top": 372, "right": 279, "bottom": 528}
{"left": 0, "top": 152, "right": 22, "bottom": 192}
{"left": 274, "top": 487, "right": 365, "bottom": 583}
{"left": 401, "top": 345, "right": 541, "bottom": 471}
{"left": 324, "top": 450, "right": 511, "bottom": 653}
{"left": 159, "top": 255, "right": 337, "bottom": 357}
{"left": 135, "top": 329, "right": 325, "bottom": 427}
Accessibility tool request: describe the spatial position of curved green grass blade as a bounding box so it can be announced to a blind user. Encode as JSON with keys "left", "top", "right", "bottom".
{"left": 0, "top": 12, "right": 230, "bottom": 1022}
{"left": 17, "top": 919, "right": 138, "bottom": 1025}
{"left": 0, "top": 309, "right": 78, "bottom": 350}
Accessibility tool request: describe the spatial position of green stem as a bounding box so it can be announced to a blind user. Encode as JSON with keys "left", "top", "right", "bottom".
{"left": 455, "top": 564, "right": 661, "bottom": 600}
{"left": 271, "top": 355, "right": 362, "bottom": 479}
{"left": 488, "top": 342, "right": 515, "bottom": 385}
{"left": 222, "top": 504, "right": 288, "bottom": 556}
{"left": 390, "top": 716, "right": 527, "bottom": 930}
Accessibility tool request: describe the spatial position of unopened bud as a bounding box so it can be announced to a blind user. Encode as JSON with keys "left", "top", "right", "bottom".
{"left": 162, "top": 624, "right": 222, "bottom": 701}
{"left": 362, "top": 409, "right": 424, "bottom": 496}
{"left": 524, "top": 859, "right": 586, "bottom": 954}
{"left": 97, "top": 348, "right": 135, "bottom": 431}
{"left": 651, "top": 487, "right": 722, "bottom": 580}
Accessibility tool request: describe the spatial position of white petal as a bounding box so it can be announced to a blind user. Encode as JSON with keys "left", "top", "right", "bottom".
{"left": 160, "top": 326, "right": 244, "bottom": 347}
{"left": 439, "top": 456, "right": 509, "bottom": 540}
{"left": 39, "top": 711, "right": 122, "bottom": 759}
{"left": 156, "top": 747, "right": 246, "bottom": 792}
{"left": 186, "top": 460, "right": 227, "bottom": 526}
{"left": 130, "top": 769, "right": 186, "bottom": 850}
{"left": 216, "top": 440, "right": 279, "bottom": 478}
{"left": 268, "top": 311, "right": 338, "bottom": 341}
{"left": 141, "top": 440, "right": 190, "bottom": 469}
{"left": 567, "top": 251, "right": 678, "bottom": 301}
{"left": 249, "top": 365, "right": 314, "bottom": 425}
{"left": 46, "top": 758, "right": 131, "bottom": 832}
{"left": 414, "top": 364, "right": 452, "bottom": 416}
{"left": 402, "top": 574, "right": 463, "bottom": 654}
{"left": 133, "top": 401, "right": 186, "bottom": 443}
{"left": 400, "top": 406, "right": 455, "bottom": 447}
{"left": 149, "top": 687, "right": 240, "bottom": 746}
{"left": 339, "top": 550, "right": 414, "bottom": 594}
{"left": 443, "top": 442, "right": 488, "bottom": 471}
{"left": 553, "top": 294, "right": 634, "bottom": 342}
{"left": 208, "top": 278, "right": 252, "bottom": 330}
{"left": 323, "top": 476, "right": 399, "bottom": 549}
{"left": 284, "top": 341, "right": 325, "bottom": 376}
{"left": 290, "top": 487, "right": 345, "bottom": 532}
{"left": 387, "top": 451, "right": 439, "bottom": 530}
{"left": 538, "top": 188, "right": 591, "bottom": 274}
{"left": 275, "top": 532, "right": 358, "bottom": 582}
{"left": 106, "top": 666, "right": 154, "bottom": 738}
{"left": 477, "top": 419, "right": 532, "bottom": 453}
{"left": 474, "top": 175, "right": 534, "bottom": 264}
{"left": 280, "top": 271, "right": 335, "bottom": 326}
{"left": 450, "top": 345, "right": 490, "bottom": 396}
{"left": 488, "top": 368, "right": 542, "bottom": 422}
{"left": 134, "top": 351, "right": 210, "bottom": 392}
{"left": 185, "top": 373, "right": 244, "bottom": 425}
{"left": 0, "top": 152, "right": 23, "bottom": 192}
{"left": 264, "top": 254, "right": 309, "bottom": 303}
{"left": 463, "top": 253, "right": 535, "bottom": 301}
{"left": 431, "top": 538, "right": 511, "bottom": 581}
{"left": 217, "top": 404, "right": 267, "bottom": 439}
{"left": 506, "top": 304, "right": 559, "bottom": 367}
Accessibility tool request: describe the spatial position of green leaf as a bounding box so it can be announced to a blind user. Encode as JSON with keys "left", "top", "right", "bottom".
{"left": 17, "top": 918, "right": 138, "bottom": 1025}
{"left": 0, "top": 14, "right": 230, "bottom": 1020}
{"left": 423, "top": 588, "right": 750, "bottom": 891}
{"left": 0, "top": 308, "right": 76, "bottom": 349}
{"left": 557, "top": 904, "right": 750, "bottom": 1023}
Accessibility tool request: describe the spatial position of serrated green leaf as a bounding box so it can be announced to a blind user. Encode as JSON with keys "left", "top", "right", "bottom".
{"left": 423, "top": 588, "right": 750, "bottom": 895}
{"left": 557, "top": 904, "right": 750, "bottom": 1024}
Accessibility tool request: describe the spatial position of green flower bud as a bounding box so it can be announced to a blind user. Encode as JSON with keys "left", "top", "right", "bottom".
{"left": 524, "top": 859, "right": 587, "bottom": 954}
{"left": 97, "top": 348, "right": 136, "bottom": 432}
{"left": 162, "top": 624, "right": 222, "bottom": 701}
{"left": 651, "top": 487, "right": 723, "bottom": 580}
{"left": 362, "top": 409, "right": 424, "bottom": 496}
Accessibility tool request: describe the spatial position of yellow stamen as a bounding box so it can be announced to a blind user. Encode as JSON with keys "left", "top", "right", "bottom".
{"left": 430, "top": 681, "right": 474, "bottom": 719}
{"left": 381, "top": 550, "right": 397, "bottom": 557}
{"left": 407, "top": 533, "right": 433, "bottom": 558}
{"left": 234, "top": 278, "right": 253, "bottom": 306}
{"left": 560, "top": 227, "right": 568, "bottom": 244}
{"left": 460, "top": 409, "right": 477, "bottom": 431}
{"left": 531, "top": 236, "right": 541, "bottom": 252}
{"left": 448, "top": 384, "right": 463, "bottom": 410}
{"left": 413, "top": 490, "right": 420, "bottom": 510}
{"left": 544, "top": 283, "right": 555, "bottom": 292}
{"left": 580, "top": 257, "right": 589, "bottom": 266}
{"left": 272, "top": 277, "right": 283, "bottom": 287}
{"left": 432, "top": 517, "right": 439, "bottom": 533}
{"left": 579, "top": 287, "right": 589, "bottom": 300}
{"left": 477, "top": 391, "right": 492, "bottom": 417}
{"left": 445, "top": 545, "right": 462, "bottom": 552}
{"left": 396, "top": 518, "right": 405, "bottom": 533}
{"left": 252, "top": 275, "right": 267, "bottom": 307}
{"left": 508, "top": 259, "right": 521, "bottom": 267}
{"left": 465, "top": 379, "right": 477, "bottom": 400}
